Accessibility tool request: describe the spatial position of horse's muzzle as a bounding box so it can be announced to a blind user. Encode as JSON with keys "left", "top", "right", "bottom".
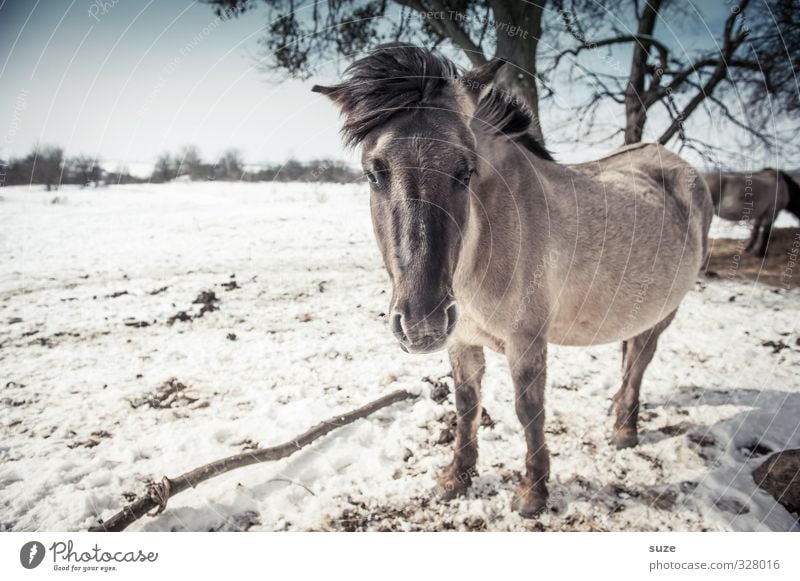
{"left": 390, "top": 302, "right": 458, "bottom": 354}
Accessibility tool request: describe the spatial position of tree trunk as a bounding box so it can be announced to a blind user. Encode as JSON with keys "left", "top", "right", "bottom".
{"left": 623, "top": 0, "right": 663, "bottom": 144}
{"left": 624, "top": 106, "right": 648, "bottom": 145}
{"left": 490, "top": 0, "right": 545, "bottom": 141}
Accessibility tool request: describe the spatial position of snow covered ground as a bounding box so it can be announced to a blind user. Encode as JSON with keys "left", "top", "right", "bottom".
{"left": 1, "top": 183, "right": 798, "bottom": 532}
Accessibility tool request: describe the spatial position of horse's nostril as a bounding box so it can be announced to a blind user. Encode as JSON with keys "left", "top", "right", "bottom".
{"left": 391, "top": 312, "right": 408, "bottom": 344}
{"left": 445, "top": 303, "right": 458, "bottom": 336}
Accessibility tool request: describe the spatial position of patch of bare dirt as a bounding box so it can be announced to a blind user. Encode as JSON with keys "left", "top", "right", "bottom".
{"left": 328, "top": 496, "right": 610, "bottom": 532}
{"left": 166, "top": 290, "right": 220, "bottom": 325}
{"left": 129, "top": 377, "right": 205, "bottom": 409}
{"left": 68, "top": 430, "right": 112, "bottom": 449}
{"left": 192, "top": 290, "right": 219, "bottom": 317}
{"left": 705, "top": 227, "right": 800, "bottom": 288}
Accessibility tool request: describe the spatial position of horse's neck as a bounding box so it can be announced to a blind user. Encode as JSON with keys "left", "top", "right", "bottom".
{"left": 455, "top": 137, "right": 550, "bottom": 292}
{"left": 473, "top": 133, "right": 556, "bottom": 218}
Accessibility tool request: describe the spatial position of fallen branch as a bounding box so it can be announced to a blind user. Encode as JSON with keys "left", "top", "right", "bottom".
{"left": 89, "top": 389, "right": 417, "bottom": 532}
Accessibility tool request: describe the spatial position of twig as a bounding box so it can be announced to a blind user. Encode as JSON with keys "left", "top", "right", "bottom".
{"left": 265, "top": 477, "right": 316, "bottom": 496}
{"left": 89, "top": 389, "right": 417, "bottom": 532}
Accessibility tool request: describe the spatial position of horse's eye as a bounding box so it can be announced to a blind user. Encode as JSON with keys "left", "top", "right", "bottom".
{"left": 365, "top": 171, "right": 378, "bottom": 185}
{"left": 459, "top": 169, "right": 475, "bottom": 188}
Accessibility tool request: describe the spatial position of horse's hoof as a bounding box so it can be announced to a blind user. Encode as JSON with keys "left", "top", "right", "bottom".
{"left": 613, "top": 433, "right": 639, "bottom": 449}
{"left": 511, "top": 486, "right": 547, "bottom": 519}
{"left": 434, "top": 482, "right": 465, "bottom": 502}
{"left": 434, "top": 465, "right": 473, "bottom": 502}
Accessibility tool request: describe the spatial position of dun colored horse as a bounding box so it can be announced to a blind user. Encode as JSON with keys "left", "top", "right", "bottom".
{"left": 703, "top": 168, "right": 800, "bottom": 256}
{"left": 314, "top": 44, "right": 712, "bottom": 517}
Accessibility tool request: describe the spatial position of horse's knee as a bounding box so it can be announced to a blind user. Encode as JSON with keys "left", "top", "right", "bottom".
{"left": 454, "top": 384, "right": 480, "bottom": 420}
{"left": 514, "top": 395, "right": 544, "bottom": 428}
{"left": 512, "top": 364, "right": 546, "bottom": 421}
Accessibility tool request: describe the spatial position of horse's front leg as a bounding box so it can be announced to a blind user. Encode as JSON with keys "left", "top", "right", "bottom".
{"left": 507, "top": 335, "right": 549, "bottom": 518}
{"left": 435, "top": 343, "right": 485, "bottom": 501}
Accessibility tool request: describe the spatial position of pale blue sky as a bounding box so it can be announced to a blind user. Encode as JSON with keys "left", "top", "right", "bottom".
{"left": 0, "top": 0, "right": 350, "bottom": 170}
{"left": 0, "top": 0, "right": 792, "bottom": 172}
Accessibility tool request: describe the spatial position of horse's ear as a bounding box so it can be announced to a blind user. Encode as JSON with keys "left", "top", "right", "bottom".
{"left": 460, "top": 58, "right": 505, "bottom": 100}
{"left": 312, "top": 84, "right": 347, "bottom": 108}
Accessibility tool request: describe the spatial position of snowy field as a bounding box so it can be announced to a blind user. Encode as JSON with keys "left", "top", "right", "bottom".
{"left": 1, "top": 183, "right": 798, "bottom": 532}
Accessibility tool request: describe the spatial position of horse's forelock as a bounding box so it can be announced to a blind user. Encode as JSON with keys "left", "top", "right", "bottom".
{"left": 329, "top": 43, "right": 552, "bottom": 162}
{"left": 333, "top": 43, "right": 459, "bottom": 148}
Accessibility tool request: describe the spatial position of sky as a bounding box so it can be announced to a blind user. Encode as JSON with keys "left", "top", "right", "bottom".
{"left": 0, "top": 0, "right": 351, "bottom": 172}
{"left": 0, "top": 0, "right": 793, "bottom": 173}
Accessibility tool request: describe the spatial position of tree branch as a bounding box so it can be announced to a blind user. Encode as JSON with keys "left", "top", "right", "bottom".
{"left": 707, "top": 91, "right": 774, "bottom": 149}
{"left": 395, "top": 0, "right": 487, "bottom": 66}
{"left": 88, "top": 389, "right": 418, "bottom": 532}
{"left": 557, "top": 33, "right": 669, "bottom": 69}
{"left": 657, "top": 0, "right": 752, "bottom": 145}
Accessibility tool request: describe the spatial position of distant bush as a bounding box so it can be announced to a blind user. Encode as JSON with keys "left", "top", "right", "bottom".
{"left": 1, "top": 145, "right": 141, "bottom": 188}
{"left": 242, "top": 158, "right": 361, "bottom": 183}
{"left": 2, "top": 144, "right": 361, "bottom": 188}
{"left": 149, "top": 145, "right": 361, "bottom": 184}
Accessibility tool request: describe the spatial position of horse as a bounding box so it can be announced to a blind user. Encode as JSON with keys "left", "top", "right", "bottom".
{"left": 313, "top": 43, "right": 713, "bottom": 518}
{"left": 703, "top": 168, "right": 800, "bottom": 256}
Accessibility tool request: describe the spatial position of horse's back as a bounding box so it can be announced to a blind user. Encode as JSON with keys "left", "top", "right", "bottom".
{"left": 547, "top": 143, "right": 712, "bottom": 345}
{"left": 570, "top": 142, "right": 712, "bottom": 253}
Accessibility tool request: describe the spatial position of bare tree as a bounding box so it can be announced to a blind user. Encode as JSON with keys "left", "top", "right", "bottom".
{"left": 32, "top": 146, "right": 64, "bottom": 191}
{"left": 547, "top": 0, "right": 800, "bottom": 159}
{"left": 215, "top": 148, "right": 244, "bottom": 181}
{"left": 208, "top": 0, "right": 549, "bottom": 140}
{"left": 152, "top": 153, "right": 176, "bottom": 183}
{"left": 69, "top": 155, "right": 100, "bottom": 187}
{"left": 176, "top": 146, "right": 207, "bottom": 181}
{"left": 89, "top": 160, "right": 103, "bottom": 186}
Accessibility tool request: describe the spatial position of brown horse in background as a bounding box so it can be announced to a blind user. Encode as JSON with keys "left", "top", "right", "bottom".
{"left": 703, "top": 168, "right": 800, "bottom": 256}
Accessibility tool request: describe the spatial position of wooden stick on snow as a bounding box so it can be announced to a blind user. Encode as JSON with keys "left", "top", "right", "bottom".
{"left": 89, "top": 389, "right": 417, "bottom": 532}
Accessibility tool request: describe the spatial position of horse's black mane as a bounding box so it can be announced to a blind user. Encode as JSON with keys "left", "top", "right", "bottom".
{"left": 779, "top": 170, "right": 800, "bottom": 217}
{"left": 326, "top": 43, "right": 553, "bottom": 161}
{"left": 474, "top": 86, "right": 554, "bottom": 161}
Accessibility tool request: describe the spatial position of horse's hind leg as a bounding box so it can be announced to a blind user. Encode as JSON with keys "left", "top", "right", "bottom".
{"left": 756, "top": 220, "right": 772, "bottom": 257}
{"left": 435, "top": 343, "right": 484, "bottom": 501}
{"left": 612, "top": 310, "right": 677, "bottom": 449}
{"left": 744, "top": 222, "right": 762, "bottom": 254}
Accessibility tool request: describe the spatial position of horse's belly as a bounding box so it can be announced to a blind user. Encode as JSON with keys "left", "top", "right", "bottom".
{"left": 718, "top": 195, "right": 748, "bottom": 222}
{"left": 549, "top": 304, "right": 670, "bottom": 346}
{"left": 547, "top": 257, "right": 698, "bottom": 346}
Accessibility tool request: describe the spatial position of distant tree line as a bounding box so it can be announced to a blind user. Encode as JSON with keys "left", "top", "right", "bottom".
{"left": 1, "top": 144, "right": 361, "bottom": 189}
{"left": 151, "top": 146, "right": 361, "bottom": 183}
{"left": 2, "top": 145, "right": 147, "bottom": 189}
{"left": 2, "top": 146, "right": 113, "bottom": 190}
